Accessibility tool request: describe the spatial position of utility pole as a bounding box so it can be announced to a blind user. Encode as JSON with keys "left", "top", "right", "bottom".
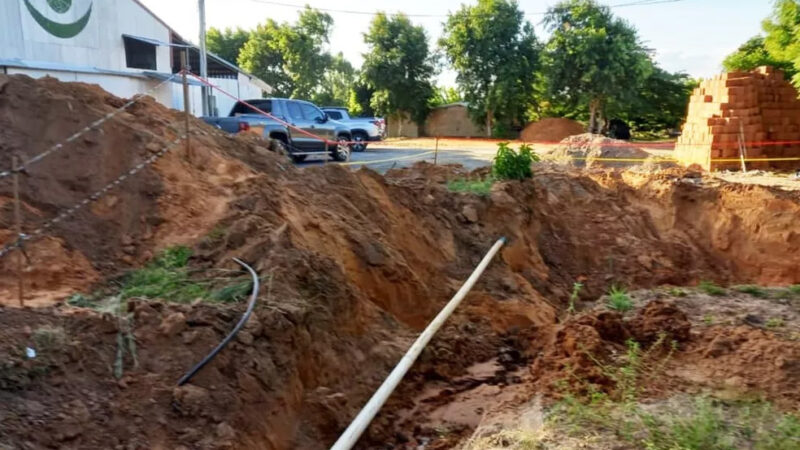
{"left": 198, "top": 0, "right": 210, "bottom": 116}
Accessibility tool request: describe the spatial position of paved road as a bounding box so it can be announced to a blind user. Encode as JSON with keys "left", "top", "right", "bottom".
{"left": 297, "top": 146, "right": 496, "bottom": 173}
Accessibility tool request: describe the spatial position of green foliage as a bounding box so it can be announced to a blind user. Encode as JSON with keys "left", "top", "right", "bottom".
{"left": 613, "top": 68, "right": 697, "bottom": 134}
{"left": 238, "top": 8, "right": 335, "bottom": 99}
{"left": 789, "top": 284, "right": 800, "bottom": 294}
{"left": 542, "top": 0, "right": 652, "bottom": 133}
{"left": 446, "top": 177, "right": 494, "bottom": 196}
{"left": 734, "top": 284, "right": 768, "bottom": 298}
{"left": 311, "top": 52, "right": 356, "bottom": 106}
{"left": 362, "top": 13, "right": 435, "bottom": 124}
{"left": 543, "top": 332, "right": 800, "bottom": 450}
{"left": 440, "top": 0, "right": 541, "bottom": 136}
{"left": 120, "top": 246, "right": 207, "bottom": 303}
{"left": 667, "top": 287, "right": 687, "bottom": 297}
{"left": 766, "top": 318, "right": 785, "bottom": 329}
{"left": 492, "top": 143, "right": 538, "bottom": 180}
{"left": 723, "top": 36, "right": 796, "bottom": 77}
{"left": 347, "top": 78, "right": 376, "bottom": 117}
{"left": 699, "top": 280, "right": 726, "bottom": 296}
{"left": 568, "top": 282, "right": 584, "bottom": 315}
{"left": 206, "top": 27, "right": 250, "bottom": 65}
{"left": 607, "top": 285, "right": 633, "bottom": 312}
{"left": 428, "top": 86, "right": 462, "bottom": 109}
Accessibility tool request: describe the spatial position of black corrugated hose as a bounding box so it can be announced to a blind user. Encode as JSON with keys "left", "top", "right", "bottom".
{"left": 177, "top": 258, "right": 260, "bottom": 386}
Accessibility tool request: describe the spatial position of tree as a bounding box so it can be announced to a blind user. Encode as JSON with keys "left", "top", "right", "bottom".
{"left": 311, "top": 53, "right": 355, "bottom": 106}
{"left": 428, "top": 86, "right": 462, "bottom": 108}
{"left": 542, "top": 0, "right": 652, "bottom": 133}
{"left": 347, "top": 77, "right": 375, "bottom": 116}
{"left": 723, "top": 36, "right": 796, "bottom": 76}
{"left": 206, "top": 27, "right": 250, "bottom": 64}
{"left": 362, "top": 13, "right": 435, "bottom": 124}
{"left": 613, "top": 67, "right": 696, "bottom": 133}
{"left": 238, "top": 8, "right": 335, "bottom": 99}
{"left": 440, "top": 0, "right": 540, "bottom": 136}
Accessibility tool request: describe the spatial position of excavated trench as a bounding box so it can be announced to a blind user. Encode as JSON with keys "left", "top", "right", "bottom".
{"left": 1, "top": 75, "right": 799, "bottom": 449}
{"left": 2, "top": 162, "right": 799, "bottom": 450}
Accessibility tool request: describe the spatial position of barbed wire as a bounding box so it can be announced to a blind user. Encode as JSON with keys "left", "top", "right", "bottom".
{"left": 0, "top": 73, "right": 179, "bottom": 180}
{"left": 0, "top": 133, "right": 187, "bottom": 260}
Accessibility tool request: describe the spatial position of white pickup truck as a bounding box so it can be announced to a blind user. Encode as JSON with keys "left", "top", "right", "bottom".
{"left": 321, "top": 107, "right": 386, "bottom": 152}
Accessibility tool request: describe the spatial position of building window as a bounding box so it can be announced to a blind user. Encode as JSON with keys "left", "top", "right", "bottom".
{"left": 123, "top": 36, "right": 157, "bottom": 70}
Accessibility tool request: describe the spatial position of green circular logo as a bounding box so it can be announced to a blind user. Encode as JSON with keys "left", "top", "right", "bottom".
{"left": 47, "top": 0, "right": 72, "bottom": 14}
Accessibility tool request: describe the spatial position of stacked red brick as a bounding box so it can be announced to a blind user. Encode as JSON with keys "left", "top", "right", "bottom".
{"left": 674, "top": 66, "right": 800, "bottom": 171}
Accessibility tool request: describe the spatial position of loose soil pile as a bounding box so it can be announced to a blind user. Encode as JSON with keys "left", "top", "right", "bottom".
{"left": 1, "top": 76, "right": 799, "bottom": 449}
{"left": 519, "top": 118, "right": 584, "bottom": 142}
{"left": 546, "top": 133, "right": 656, "bottom": 169}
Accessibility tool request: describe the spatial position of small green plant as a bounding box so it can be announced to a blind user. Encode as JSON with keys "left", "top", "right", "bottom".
{"left": 734, "top": 285, "right": 767, "bottom": 298}
{"left": 703, "top": 315, "right": 714, "bottom": 326}
{"left": 568, "top": 282, "right": 584, "bottom": 315}
{"left": 789, "top": 285, "right": 800, "bottom": 295}
{"left": 492, "top": 142, "right": 539, "bottom": 181}
{"left": 699, "top": 280, "right": 726, "bottom": 296}
{"left": 447, "top": 176, "right": 494, "bottom": 196}
{"left": 668, "top": 287, "right": 687, "bottom": 297}
{"left": 607, "top": 286, "right": 633, "bottom": 312}
{"left": 765, "top": 318, "right": 785, "bottom": 329}
{"left": 120, "top": 246, "right": 208, "bottom": 303}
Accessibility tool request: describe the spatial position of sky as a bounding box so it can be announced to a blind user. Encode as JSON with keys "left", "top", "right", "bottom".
{"left": 139, "top": 0, "right": 774, "bottom": 86}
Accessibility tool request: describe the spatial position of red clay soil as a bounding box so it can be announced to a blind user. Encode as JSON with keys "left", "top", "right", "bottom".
{"left": 519, "top": 118, "right": 585, "bottom": 142}
{"left": 0, "top": 74, "right": 275, "bottom": 305}
{"left": 1, "top": 76, "right": 800, "bottom": 449}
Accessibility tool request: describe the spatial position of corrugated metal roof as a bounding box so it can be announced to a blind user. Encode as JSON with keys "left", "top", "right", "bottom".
{"left": 0, "top": 58, "right": 203, "bottom": 86}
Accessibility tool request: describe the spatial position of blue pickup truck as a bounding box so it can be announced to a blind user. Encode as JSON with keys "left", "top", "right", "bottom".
{"left": 203, "top": 98, "right": 353, "bottom": 163}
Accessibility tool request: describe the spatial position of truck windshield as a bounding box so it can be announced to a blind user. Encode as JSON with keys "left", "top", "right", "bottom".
{"left": 231, "top": 100, "right": 272, "bottom": 116}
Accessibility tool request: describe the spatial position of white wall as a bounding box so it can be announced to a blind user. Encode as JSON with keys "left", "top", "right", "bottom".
{"left": 2, "top": 0, "right": 171, "bottom": 73}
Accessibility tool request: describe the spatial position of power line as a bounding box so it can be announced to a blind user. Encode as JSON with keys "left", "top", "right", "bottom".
{"left": 240, "top": 0, "right": 685, "bottom": 18}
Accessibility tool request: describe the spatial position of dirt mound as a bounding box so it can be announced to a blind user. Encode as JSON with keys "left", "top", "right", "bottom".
{"left": 519, "top": 118, "right": 584, "bottom": 142}
{"left": 0, "top": 74, "right": 282, "bottom": 305}
{"left": 545, "top": 133, "right": 653, "bottom": 168}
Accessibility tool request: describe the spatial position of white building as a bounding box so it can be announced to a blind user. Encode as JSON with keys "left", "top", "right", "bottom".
{"left": 0, "top": 0, "right": 271, "bottom": 116}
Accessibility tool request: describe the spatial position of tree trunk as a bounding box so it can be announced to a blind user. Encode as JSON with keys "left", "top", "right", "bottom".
{"left": 486, "top": 109, "right": 493, "bottom": 137}
{"left": 589, "top": 99, "right": 600, "bottom": 134}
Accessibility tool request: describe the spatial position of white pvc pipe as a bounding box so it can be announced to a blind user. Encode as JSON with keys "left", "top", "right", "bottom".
{"left": 330, "top": 237, "right": 507, "bottom": 450}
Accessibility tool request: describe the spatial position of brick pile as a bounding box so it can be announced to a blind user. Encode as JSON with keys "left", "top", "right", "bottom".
{"left": 674, "top": 66, "right": 800, "bottom": 171}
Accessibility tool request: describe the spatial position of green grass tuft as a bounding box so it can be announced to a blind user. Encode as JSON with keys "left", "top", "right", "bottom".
{"left": 607, "top": 286, "right": 633, "bottom": 312}
{"left": 447, "top": 177, "right": 494, "bottom": 196}
{"left": 699, "top": 280, "right": 726, "bottom": 296}
{"left": 120, "top": 246, "right": 208, "bottom": 303}
{"left": 734, "top": 285, "right": 768, "bottom": 298}
{"left": 766, "top": 318, "right": 785, "bottom": 329}
{"left": 668, "top": 287, "right": 687, "bottom": 297}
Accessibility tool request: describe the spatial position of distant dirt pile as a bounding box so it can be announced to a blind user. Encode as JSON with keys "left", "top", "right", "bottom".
{"left": 519, "top": 118, "right": 584, "bottom": 142}
{"left": 545, "top": 133, "right": 654, "bottom": 168}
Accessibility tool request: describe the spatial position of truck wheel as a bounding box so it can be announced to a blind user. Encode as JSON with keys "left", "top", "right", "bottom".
{"left": 331, "top": 136, "right": 351, "bottom": 162}
{"left": 352, "top": 132, "right": 368, "bottom": 152}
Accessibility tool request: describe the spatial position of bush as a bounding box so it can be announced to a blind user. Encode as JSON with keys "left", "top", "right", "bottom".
{"left": 699, "top": 280, "right": 726, "bottom": 296}
{"left": 492, "top": 143, "right": 539, "bottom": 180}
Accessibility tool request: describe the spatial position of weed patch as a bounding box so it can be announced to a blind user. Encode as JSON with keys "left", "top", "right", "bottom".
{"left": 734, "top": 285, "right": 768, "bottom": 298}
{"left": 447, "top": 177, "right": 494, "bottom": 196}
{"left": 699, "top": 280, "right": 726, "bottom": 296}
{"left": 607, "top": 286, "right": 633, "bottom": 312}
